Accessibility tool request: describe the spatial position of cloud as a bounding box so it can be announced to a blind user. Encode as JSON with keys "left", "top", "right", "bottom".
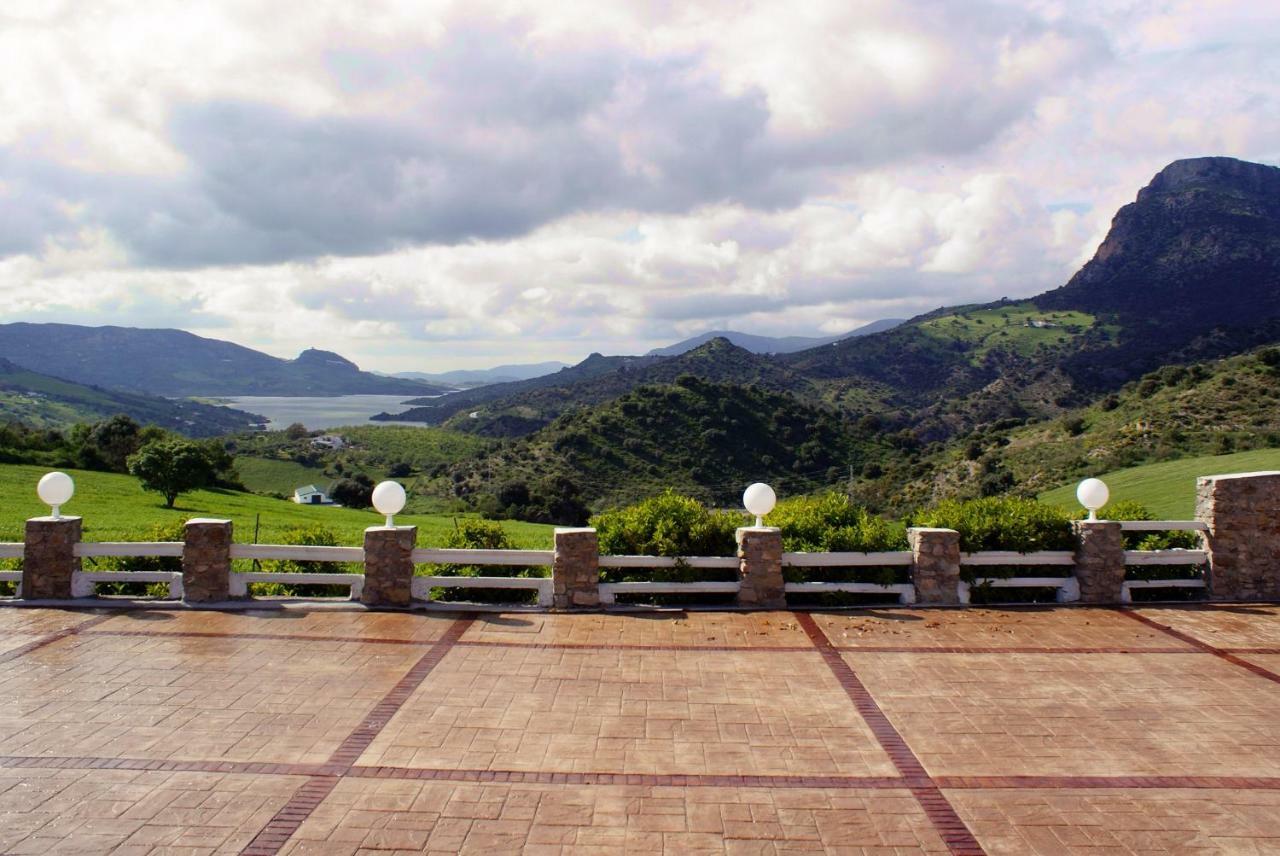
{"left": 0, "top": 1, "right": 1276, "bottom": 370}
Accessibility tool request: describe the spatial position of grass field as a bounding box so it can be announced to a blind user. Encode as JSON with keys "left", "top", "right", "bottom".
{"left": 918, "top": 302, "right": 1099, "bottom": 359}
{"left": 0, "top": 464, "right": 553, "bottom": 548}
{"left": 1038, "top": 448, "right": 1280, "bottom": 518}
{"left": 233, "top": 457, "right": 328, "bottom": 496}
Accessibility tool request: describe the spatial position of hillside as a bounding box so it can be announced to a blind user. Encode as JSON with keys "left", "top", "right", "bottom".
{"left": 1037, "top": 448, "right": 1280, "bottom": 519}
{"left": 0, "top": 358, "right": 261, "bottom": 437}
{"left": 393, "top": 361, "right": 567, "bottom": 387}
{"left": 445, "top": 375, "right": 891, "bottom": 515}
{"left": 870, "top": 346, "right": 1280, "bottom": 511}
{"left": 646, "top": 318, "right": 904, "bottom": 357}
{"left": 0, "top": 463, "right": 552, "bottom": 547}
{"left": 383, "top": 338, "right": 820, "bottom": 437}
{"left": 0, "top": 324, "right": 447, "bottom": 397}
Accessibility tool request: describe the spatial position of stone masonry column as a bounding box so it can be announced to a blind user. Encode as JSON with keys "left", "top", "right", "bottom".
{"left": 362, "top": 526, "right": 416, "bottom": 607}
{"left": 735, "top": 526, "right": 785, "bottom": 609}
{"left": 22, "top": 516, "right": 82, "bottom": 600}
{"left": 183, "top": 518, "right": 232, "bottom": 603}
{"left": 553, "top": 527, "right": 599, "bottom": 610}
{"left": 908, "top": 527, "right": 961, "bottom": 605}
{"left": 1197, "top": 471, "right": 1280, "bottom": 600}
{"left": 1072, "top": 521, "right": 1126, "bottom": 603}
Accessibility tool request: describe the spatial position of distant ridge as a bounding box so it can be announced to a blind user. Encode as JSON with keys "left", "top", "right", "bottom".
{"left": 646, "top": 318, "right": 904, "bottom": 357}
{"left": 0, "top": 324, "right": 449, "bottom": 397}
{"left": 393, "top": 360, "right": 569, "bottom": 387}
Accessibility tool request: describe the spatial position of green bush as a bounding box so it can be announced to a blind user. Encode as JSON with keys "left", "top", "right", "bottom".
{"left": 769, "top": 493, "right": 907, "bottom": 552}
{"left": 592, "top": 491, "right": 743, "bottom": 557}
{"left": 250, "top": 524, "right": 357, "bottom": 597}
{"left": 91, "top": 518, "right": 188, "bottom": 597}
{"left": 1088, "top": 500, "right": 1201, "bottom": 550}
{"left": 420, "top": 518, "right": 544, "bottom": 604}
{"left": 910, "top": 496, "right": 1075, "bottom": 552}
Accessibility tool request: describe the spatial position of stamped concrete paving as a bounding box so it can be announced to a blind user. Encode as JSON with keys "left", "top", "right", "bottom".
{"left": 0, "top": 605, "right": 1278, "bottom": 854}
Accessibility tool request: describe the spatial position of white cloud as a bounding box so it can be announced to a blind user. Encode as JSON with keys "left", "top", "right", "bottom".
{"left": 0, "top": 0, "right": 1276, "bottom": 370}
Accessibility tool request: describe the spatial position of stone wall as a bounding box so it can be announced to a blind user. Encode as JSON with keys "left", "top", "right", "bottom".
{"left": 1072, "top": 521, "right": 1125, "bottom": 603}
{"left": 553, "top": 528, "right": 599, "bottom": 610}
{"left": 736, "top": 527, "right": 785, "bottom": 608}
{"left": 362, "top": 526, "right": 415, "bottom": 607}
{"left": 21, "top": 516, "right": 81, "bottom": 600}
{"left": 182, "top": 518, "right": 232, "bottom": 603}
{"left": 1198, "top": 471, "right": 1280, "bottom": 600}
{"left": 907, "top": 527, "right": 961, "bottom": 605}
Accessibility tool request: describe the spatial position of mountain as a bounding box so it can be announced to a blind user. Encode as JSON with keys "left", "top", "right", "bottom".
{"left": 646, "top": 318, "right": 905, "bottom": 357}
{"left": 0, "top": 358, "right": 262, "bottom": 437}
{"left": 393, "top": 360, "right": 569, "bottom": 387}
{"left": 445, "top": 375, "right": 883, "bottom": 512}
{"left": 0, "top": 324, "right": 449, "bottom": 397}
{"left": 378, "top": 338, "right": 818, "bottom": 436}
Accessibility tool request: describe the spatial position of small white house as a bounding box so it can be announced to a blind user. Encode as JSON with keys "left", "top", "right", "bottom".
{"left": 311, "top": 434, "right": 346, "bottom": 450}
{"left": 293, "top": 484, "right": 332, "bottom": 505}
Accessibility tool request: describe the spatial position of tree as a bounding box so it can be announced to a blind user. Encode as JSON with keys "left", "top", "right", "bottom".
{"left": 331, "top": 474, "right": 374, "bottom": 508}
{"left": 127, "top": 439, "right": 215, "bottom": 508}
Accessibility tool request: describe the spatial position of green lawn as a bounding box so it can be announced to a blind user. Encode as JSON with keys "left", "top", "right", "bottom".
{"left": 918, "top": 302, "right": 1099, "bottom": 360}
{"left": 1038, "top": 448, "right": 1280, "bottom": 519}
{"left": 234, "top": 457, "right": 328, "bottom": 496}
{"left": 0, "top": 464, "right": 553, "bottom": 548}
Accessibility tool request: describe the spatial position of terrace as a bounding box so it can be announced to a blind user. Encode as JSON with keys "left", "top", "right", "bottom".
{"left": 1, "top": 471, "right": 1279, "bottom": 852}
{"left": 2, "top": 604, "right": 1280, "bottom": 853}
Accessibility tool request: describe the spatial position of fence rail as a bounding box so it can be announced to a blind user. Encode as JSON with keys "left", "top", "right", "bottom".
{"left": 960, "top": 551, "right": 1076, "bottom": 566}
{"left": 1118, "top": 520, "right": 1208, "bottom": 532}
{"left": 0, "top": 543, "right": 22, "bottom": 559}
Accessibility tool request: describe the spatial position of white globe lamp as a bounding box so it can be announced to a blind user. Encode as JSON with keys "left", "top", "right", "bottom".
{"left": 1076, "top": 478, "right": 1110, "bottom": 521}
{"left": 37, "top": 471, "right": 75, "bottom": 519}
{"left": 372, "top": 480, "right": 407, "bottom": 527}
{"left": 743, "top": 482, "right": 777, "bottom": 527}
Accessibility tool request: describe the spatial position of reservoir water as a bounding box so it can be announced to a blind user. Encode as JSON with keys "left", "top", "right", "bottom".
{"left": 221, "top": 395, "right": 436, "bottom": 431}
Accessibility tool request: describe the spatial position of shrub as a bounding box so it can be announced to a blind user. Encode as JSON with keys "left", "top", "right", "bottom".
{"left": 94, "top": 518, "right": 189, "bottom": 597}
{"left": 592, "top": 491, "right": 743, "bottom": 557}
{"left": 422, "top": 518, "right": 542, "bottom": 604}
{"left": 769, "top": 493, "right": 907, "bottom": 552}
{"left": 910, "top": 497, "right": 1074, "bottom": 552}
{"left": 249, "top": 524, "right": 356, "bottom": 597}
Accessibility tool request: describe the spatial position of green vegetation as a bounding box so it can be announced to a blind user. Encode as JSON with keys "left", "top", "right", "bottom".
{"left": 1038, "top": 448, "right": 1280, "bottom": 519}
{"left": 917, "top": 303, "right": 1099, "bottom": 360}
{"left": 0, "top": 463, "right": 553, "bottom": 548}
{"left": 593, "top": 491, "right": 743, "bottom": 557}
{"left": 769, "top": 493, "right": 906, "bottom": 552}
{"left": 127, "top": 439, "right": 222, "bottom": 508}
{"left": 234, "top": 456, "right": 326, "bottom": 495}
{"left": 450, "top": 375, "right": 886, "bottom": 515}
{"left": 910, "top": 496, "right": 1075, "bottom": 553}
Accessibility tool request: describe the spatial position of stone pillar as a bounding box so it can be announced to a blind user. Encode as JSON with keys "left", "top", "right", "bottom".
{"left": 1072, "top": 521, "right": 1126, "bottom": 603}
{"left": 22, "top": 516, "right": 82, "bottom": 600}
{"left": 736, "top": 527, "right": 785, "bottom": 608}
{"left": 362, "top": 526, "right": 415, "bottom": 607}
{"left": 553, "top": 527, "right": 599, "bottom": 610}
{"left": 908, "top": 527, "right": 961, "bottom": 605}
{"left": 182, "top": 518, "right": 232, "bottom": 603}
{"left": 1197, "top": 471, "right": 1280, "bottom": 600}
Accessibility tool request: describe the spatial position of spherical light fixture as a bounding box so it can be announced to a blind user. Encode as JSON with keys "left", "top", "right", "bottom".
{"left": 372, "top": 480, "right": 407, "bottom": 527}
{"left": 743, "top": 482, "right": 777, "bottom": 527}
{"left": 37, "top": 471, "right": 75, "bottom": 519}
{"left": 1076, "top": 478, "right": 1110, "bottom": 521}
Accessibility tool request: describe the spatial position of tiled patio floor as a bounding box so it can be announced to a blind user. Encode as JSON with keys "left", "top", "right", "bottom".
{"left": 0, "top": 605, "right": 1279, "bottom": 854}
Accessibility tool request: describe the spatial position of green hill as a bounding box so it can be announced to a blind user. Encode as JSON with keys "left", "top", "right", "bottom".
{"left": 0, "top": 358, "right": 261, "bottom": 437}
{"left": 1038, "top": 448, "right": 1280, "bottom": 519}
{"left": 447, "top": 375, "right": 888, "bottom": 516}
{"left": 0, "top": 464, "right": 552, "bottom": 548}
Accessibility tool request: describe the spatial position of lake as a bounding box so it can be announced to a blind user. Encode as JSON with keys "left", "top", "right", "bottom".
{"left": 221, "top": 395, "right": 436, "bottom": 431}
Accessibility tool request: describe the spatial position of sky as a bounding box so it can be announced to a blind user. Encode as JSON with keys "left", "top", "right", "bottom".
{"left": 0, "top": 1, "right": 1277, "bottom": 372}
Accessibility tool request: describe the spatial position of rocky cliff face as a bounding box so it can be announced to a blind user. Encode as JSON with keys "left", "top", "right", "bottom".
{"left": 1039, "top": 157, "right": 1280, "bottom": 327}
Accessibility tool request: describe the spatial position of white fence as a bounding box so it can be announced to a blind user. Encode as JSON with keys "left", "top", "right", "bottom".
{"left": 0, "top": 519, "right": 1215, "bottom": 607}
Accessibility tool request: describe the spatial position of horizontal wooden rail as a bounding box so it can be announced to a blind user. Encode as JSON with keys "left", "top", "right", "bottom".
{"left": 1124, "top": 549, "right": 1208, "bottom": 565}
{"left": 784, "top": 581, "right": 915, "bottom": 604}
{"left": 959, "top": 576, "right": 1080, "bottom": 605}
{"left": 411, "top": 575, "right": 552, "bottom": 607}
{"left": 0, "top": 543, "right": 22, "bottom": 559}
{"left": 1118, "top": 520, "right": 1208, "bottom": 532}
{"left": 782, "top": 551, "right": 913, "bottom": 566}
{"left": 75, "top": 542, "right": 184, "bottom": 558}
{"left": 72, "top": 570, "right": 183, "bottom": 598}
{"left": 598, "top": 580, "right": 739, "bottom": 605}
{"left": 229, "top": 545, "right": 365, "bottom": 562}
{"left": 1120, "top": 578, "right": 1207, "bottom": 603}
{"left": 960, "top": 551, "right": 1076, "bottom": 566}
{"left": 411, "top": 549, "right": 554, "bottom": 566}
{"left": 228, "top": 571, "right": 363, "bottom": 598}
